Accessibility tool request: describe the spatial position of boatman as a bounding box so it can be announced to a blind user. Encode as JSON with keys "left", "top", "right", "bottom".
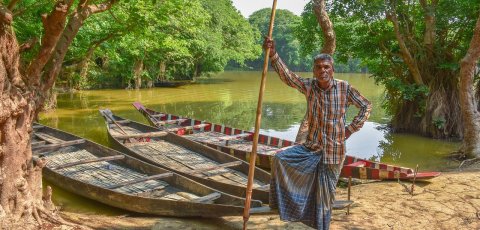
{"left": 264, "top": 38, "right": 372, "bottom": 229}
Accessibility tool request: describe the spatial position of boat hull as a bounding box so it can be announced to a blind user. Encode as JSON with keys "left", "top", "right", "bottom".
{"left": 34, "top": 124, "right": 262, "bottom": 217}
{"left": 100, "top": 111, "right": 271, "bottom": 204}
{"left": 133, "top": 102, "right": 441, "bottom": 181}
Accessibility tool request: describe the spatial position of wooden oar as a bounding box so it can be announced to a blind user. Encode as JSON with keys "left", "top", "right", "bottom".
{"left": 242, "top": 1, "right": 277, "bottom": 229}
{"left": 100, "top": 109, "right": 128, "bottom": 135}
{"left": 100, "top": 109, "right": 137, "bottom": 143}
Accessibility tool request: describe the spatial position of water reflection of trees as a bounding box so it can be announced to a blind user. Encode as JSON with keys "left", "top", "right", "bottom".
{"left": 151, "top": 101, "right": 306, "bottom": 131}
{"left": 376, "top": 130, "right": 458, "bottom": 170}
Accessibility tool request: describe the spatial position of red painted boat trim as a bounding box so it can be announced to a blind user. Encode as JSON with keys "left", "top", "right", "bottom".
{"left": 132, "top": 102, "right": 440, "bottom": 180}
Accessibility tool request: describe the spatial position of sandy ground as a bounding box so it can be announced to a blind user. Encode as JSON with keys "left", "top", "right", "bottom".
{"left": 59, "top": 170, "right": 480, "bottom": 230}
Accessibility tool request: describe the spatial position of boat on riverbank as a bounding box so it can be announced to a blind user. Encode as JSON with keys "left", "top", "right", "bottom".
{"left": 32, "top": 124, "right": 263, "bottom": 217}
{"left": 99, "top": 109, "right": 271, "bottom": 204}
{"left": 154, "top": 80, "right": 190, "bottom": 88}
{"left": 132, "top": 102, "right": 441, "bottom": 181}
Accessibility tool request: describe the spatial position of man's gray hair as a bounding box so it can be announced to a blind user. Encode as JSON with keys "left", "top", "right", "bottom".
{"left": 313, "top": 54, "right": 334, "bottom": 64}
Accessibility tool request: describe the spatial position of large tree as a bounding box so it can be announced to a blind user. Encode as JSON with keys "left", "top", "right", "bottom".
{"left": 459, "top": 11, "right": 480, "bottom": 158}
{"left": 0, "top": 0, "right": 115, "bottom": 228}
{"left": 299, "top": 0, "right": 480, "bottom": 139}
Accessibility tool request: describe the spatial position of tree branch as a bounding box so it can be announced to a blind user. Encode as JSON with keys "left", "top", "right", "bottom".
{"left": 386, "top": 5, "right": 424, "bottom": 85}
{"left": 0, "top": 5, "right": 13, "bottom": 25}
{"left": 7, "top": 0, "right": 20, "bottom": 11}
{"left": 19, "top": 37, "right": 38, "bottom": 53}
{"left": 420, "top": 0, "right": 437, "bottom": 57}
{"left": 26, "top": 0, "right": 74, "bottom": 88}
{"left": 312, "top": 0, "right": 336, "bottom": 55}
{"left": 89, "top": 0, "right": 117, "bottom": 14}
{"left": 38, "top": 0, "right": 117, "bottom": 94}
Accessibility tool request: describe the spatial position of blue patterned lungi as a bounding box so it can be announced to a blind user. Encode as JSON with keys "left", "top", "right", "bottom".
{"left": 269, "top": 145, "right": 343, "bottom": 230}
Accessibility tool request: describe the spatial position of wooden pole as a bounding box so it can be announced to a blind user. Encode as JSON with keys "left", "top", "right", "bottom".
{"left": 410, "top": 164, "right": 419, "bottom": 196}
{"left": 242, "top": 1, "right": 277, "bottom": 229}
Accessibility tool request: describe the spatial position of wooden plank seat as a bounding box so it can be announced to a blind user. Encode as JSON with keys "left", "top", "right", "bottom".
{"left": 166, "top": 123, "right": 210, "bottom": 132}
{"left": 191, "top": 192, "right": 221, "bottom": 203}
{"left": 34, "top": 133, "right": 62, "bottom": 143}
{"left": 150, "top": 113, "right": 166, "bottom": 118}
{"left": 217, "top": 133, "right": 252, "bottom": 141}
{"left": 31, "top": 141, "right": 47, "bottom": 148}
{"left": 112, "top": 120, "right": 130, "bottom": 124}
{"left": 190, "top": 161, "right": 242, "bottom": 176}
{"left": 256, "top": 184, "right": 270, "bottom": 191}
{"left": 107, "top": 172, "right": 174, "bottom": 189}
{"left": 51, "top": 155, "right": 125, "bottom": 170}
{"left": 32, "top": 139, "right": 86, "bottom": 153}
{"left": 113, "top": 131, "right": 168, "bottom": 139}
{"left": 155, "top": 118, "right": 188, "bottom": 125}
{"left": 32, "top": 125, "right": 44, "bottom": 129}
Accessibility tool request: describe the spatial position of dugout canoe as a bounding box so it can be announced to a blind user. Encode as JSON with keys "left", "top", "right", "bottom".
{"left": 31, "top": 124, "right": 264, "bottom": 217}
{"left": 132, "top": 102, "right": 441, "bottom": 181}
{"left": 154, "top": 80, "right": 189, "bottom": 88}
{"left": 99, "top": 109, "right": 271, "bottom": 204}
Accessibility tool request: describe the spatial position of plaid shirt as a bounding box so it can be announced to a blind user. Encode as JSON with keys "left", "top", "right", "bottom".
{"left": 271, "top": 53, "right": 372, "bottom": 164}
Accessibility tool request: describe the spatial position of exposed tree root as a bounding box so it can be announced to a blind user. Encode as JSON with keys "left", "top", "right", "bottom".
{"left": 458, "top": 157, "right": 480, "bottom": 169}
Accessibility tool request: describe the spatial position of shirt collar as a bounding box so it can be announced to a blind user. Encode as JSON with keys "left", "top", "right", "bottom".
{"left": 313, "top": 78, "right": 337, "bottom": 91}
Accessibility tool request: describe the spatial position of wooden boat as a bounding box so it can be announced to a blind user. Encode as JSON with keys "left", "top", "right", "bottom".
{"left": 154, "top": 80, "right": 189, "bottom": 88}
{"left": 132, "top": 102, "right": 441, "bottom": 181}
{"left": 99, "top": 109, "right": 271, "bottom": 204}
{"left": 32, "top": 124, "right": 264, "bottom": 217}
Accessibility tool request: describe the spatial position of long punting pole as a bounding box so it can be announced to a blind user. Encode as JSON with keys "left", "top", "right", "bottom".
{"left": 242, "top": 0, "right": 278, "bottom": 229}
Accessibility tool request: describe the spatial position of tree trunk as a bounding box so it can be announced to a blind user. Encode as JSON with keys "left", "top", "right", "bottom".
{"left": 43, "top": 86, "right": 57, "bottom": 111}
{"left": 133, "top": 59, "right": 143, "bottom": 89}
{"left": 77, "top": 45, "right": 96, "bottom": 89}
{"left": 40, "top": 0, "right": 117, "bottom": 107}
{"left": 193, "top": 62, "right": 200, "bottom": 81}
{"left": 391, "top": 79, "right": 462, "bottom": 138}
{"left": 0, "top": 1, "right": 116, "bottom": 227}
{"left": 312, "top": 0, "right": 336, "bottom": 55}
{"left": 158, "top": 61, "right": 166, "bottom": 81}
{"left": 296, "top": 0, "right": 337, "bottom": 143}
{"left": 77, "top": 33, "right": 118, "bottom": 89}
{"left": 459, "top": 12, "right": 480, "bottom": 158}
{"left": 0, "top": 11, "right": 56, "bottom": 228}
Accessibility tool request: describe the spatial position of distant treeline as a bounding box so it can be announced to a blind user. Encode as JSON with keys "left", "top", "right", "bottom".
{"left": 227, "top": 9, "right": 368, "bottom": 73}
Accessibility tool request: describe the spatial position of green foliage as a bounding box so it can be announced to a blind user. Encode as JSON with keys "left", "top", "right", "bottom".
{"left": 12, "top": 0, "right": 260, "bottom": 89}
{"left": 245, "top": 8, "right": 311, "bottom": 71}
{"left": 299, "top": 0, "right": 480, "bottom": 119}
{"left": 239, "top": 6, "right": 366, "bottom": 72}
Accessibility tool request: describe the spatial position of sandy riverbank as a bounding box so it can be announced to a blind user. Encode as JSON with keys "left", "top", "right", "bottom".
{"left": 58, "top": 170, "right": 480, "bottom": 230}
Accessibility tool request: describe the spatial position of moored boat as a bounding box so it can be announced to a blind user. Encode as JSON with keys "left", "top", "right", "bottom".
{"left": 99, "top": 109, "right": 271, "bottom": 204}
{"left": 132, "top": 102, "right": 441, "bottom": 180}
{"left": 32, "top": 124, "right": 264, "bottom": 217}
{"left": 154, "top": 80, "right": 189, "bottom": 88}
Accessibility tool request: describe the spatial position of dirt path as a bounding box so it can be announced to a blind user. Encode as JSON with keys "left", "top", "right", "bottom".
{"left": 60, "top": 171, "right": 480, "bottom": 230}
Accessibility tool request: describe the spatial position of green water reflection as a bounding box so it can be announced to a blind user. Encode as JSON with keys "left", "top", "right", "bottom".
{"left": 39, "top": 71, "right": 459, "bottom": 214}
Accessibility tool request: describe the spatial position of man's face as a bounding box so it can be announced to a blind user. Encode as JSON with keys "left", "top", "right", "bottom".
{"left": 313, "top": 59, "right": 334, "bottom": 85}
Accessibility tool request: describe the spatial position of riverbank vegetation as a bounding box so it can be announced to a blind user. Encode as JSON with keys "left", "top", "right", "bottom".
{"left": 14, "top": 1, "right": 368, "bottom": 91}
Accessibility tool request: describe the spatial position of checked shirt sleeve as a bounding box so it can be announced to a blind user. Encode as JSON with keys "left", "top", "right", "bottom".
{"left": 270, "top": 53, "right": 308, "bottom": 94}
{"left": 347, "top": 85, "right": 372, "bottom": 133}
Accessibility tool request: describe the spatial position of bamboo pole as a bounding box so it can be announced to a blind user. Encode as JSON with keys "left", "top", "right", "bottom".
{"left": 242, "top": 1, "right": 277, "bottom": 229}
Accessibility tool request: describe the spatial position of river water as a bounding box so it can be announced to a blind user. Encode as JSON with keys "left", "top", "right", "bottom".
{"left": 39, "top": 71, "right": 459, "bottom": 214}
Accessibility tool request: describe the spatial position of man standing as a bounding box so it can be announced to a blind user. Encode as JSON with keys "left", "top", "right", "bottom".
{"left": 264, "top": 38, "right": 372, "bottom": 229}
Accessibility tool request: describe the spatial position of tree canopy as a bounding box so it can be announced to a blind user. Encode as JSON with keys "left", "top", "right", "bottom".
{"left": 299, "top": 0, "right": 480, "bottom": 138}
